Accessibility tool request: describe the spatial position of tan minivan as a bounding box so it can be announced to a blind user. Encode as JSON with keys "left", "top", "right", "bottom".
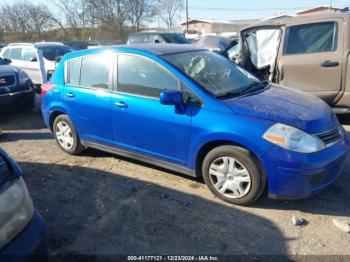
{"left": 236, "top": 13, "right": 350, "bottom": 112}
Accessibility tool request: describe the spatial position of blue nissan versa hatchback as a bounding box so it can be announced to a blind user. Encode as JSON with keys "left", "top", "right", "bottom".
{"left": 41, "top": 44, "right": 349, "bottom": 205}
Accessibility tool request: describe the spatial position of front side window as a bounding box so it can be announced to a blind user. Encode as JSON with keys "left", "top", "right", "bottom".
{"left": 163, "top": 51, "right": 260, "bottom": 98}
{"left": 10, "top": 48, "right": 22, "bottom": 60}
{"left": 117, "top": 54, "right": 179, "bottom": 98}
{"left": 284, "top": 22, "right": 337, "bottom": 55}
{"left": 80, "top": 55, "right": 110, "bottom": 89}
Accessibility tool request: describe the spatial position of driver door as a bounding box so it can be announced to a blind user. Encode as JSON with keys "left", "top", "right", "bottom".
{"left": 111, "top": 54, "right": 192, "bottom": 166}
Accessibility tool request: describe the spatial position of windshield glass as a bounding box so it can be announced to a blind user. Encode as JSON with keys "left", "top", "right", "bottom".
{"left": 162, "top": 33, "right": 189, "bottom": 44}
{"left": 162, "top": 51, "right": 260, "bottom": 97}
{"left": 39, "top": 45, "right": 74, "bottom": 61}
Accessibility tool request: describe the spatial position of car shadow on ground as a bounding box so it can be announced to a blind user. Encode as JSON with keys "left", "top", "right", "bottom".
{"left": 0, "top": 110, "right": 46, "bottom": 131}
{"left": 81, "top": 147, "right": 350, "bottom": 218}
{"left": 19, "top": 162, "right": 289, "bottom": 258}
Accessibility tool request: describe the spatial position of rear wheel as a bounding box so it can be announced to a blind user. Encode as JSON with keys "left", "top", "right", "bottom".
{"left": 202, "top": 145, "right": 265, "bottom": 206}
{"left": 53, "top": 115, "right": 84, "bottom": 155}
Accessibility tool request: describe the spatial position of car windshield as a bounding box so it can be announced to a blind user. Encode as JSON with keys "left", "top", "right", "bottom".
{"left": 162, "top": 33, "right": 189, "bottom": 44}
{"left": 39, "top": 45, "right": 74, "bottom": 61}
{"left": 162, "top": 50, "right": 264, "bottom": 98}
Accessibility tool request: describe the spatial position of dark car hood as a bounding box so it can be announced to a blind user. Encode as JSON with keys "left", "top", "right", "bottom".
{"left": 0, "top": 64, "right": 18, "bottom": 75}
{"left": 224, "top": 85, "right": 337, "bottom": 134}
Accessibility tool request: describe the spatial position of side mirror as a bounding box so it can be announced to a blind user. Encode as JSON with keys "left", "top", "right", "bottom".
{"left": 160, "top": 90, "right": 185, "bottom": 114}
{"left": 154, "top": 39, "right": 160, "bottom": 44}
{"left": 30, "top": 57, "right": 37, "bottom": 62}
{"left": 3, "top": 58, "right": 11, "bottom": 64}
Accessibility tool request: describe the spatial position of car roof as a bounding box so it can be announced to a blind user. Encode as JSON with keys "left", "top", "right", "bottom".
{"left": 66, "top": 44, "right": 207, "bottom": 59}
{"left": 130, "top": 32, "right": 180, "bottom": 35}
{"left": 242, "top": 12, "right": 350, "bottom": 31}
{"left": 6, "top": 42, "right": 66, "bottom": 48}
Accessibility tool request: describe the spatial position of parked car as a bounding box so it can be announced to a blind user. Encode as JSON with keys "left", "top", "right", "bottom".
{"left": 197, "top": 35, "right": 239, "bottom": 60}
{"left": 0, "top": 42, "right": 74, "bottom": 86}
{"left": 0, "top": 57, "right": 35, "bottom": 110}
{"left": 41, "top": 44, "right": 349, "bottom": 205}
{"left": 236, "top": 13, "right": 350, "bottom": 112}
{"left": 127, "top": 32, "right": 190, "bottom": 44}
{"left": 0, "top": 148, "right": 47, "bottom": 258}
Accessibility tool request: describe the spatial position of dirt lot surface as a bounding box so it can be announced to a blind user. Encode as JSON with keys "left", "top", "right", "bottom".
{"left": 1, "top": 110, "right": 350, "bottom": 258}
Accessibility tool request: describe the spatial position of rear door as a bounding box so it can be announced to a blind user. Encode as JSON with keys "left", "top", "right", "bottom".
{"left": 278, "top": 19, "right": 344, "bottom": 104}
{"left": 63, "top": 53, "right": 113, "bottom": 144}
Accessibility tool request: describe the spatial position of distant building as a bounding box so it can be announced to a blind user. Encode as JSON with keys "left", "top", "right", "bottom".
{"left": 297, "top": 6, "right": 344, "bottom": 16}
{"left": 180, "top": 19, "right": 259, "bottom": 35}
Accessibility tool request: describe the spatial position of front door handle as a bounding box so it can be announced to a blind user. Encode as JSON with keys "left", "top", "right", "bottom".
{"left": 114, "top": 101, "right": 128, "bottom": 108}
{"left": 321, "top": 60, "right": 339, "bottom": 67}
{"left": 65, "top": 93, "right": 75, "bottom": 98}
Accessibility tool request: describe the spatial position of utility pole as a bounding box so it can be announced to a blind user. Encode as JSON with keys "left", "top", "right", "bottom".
{"left": 186, "top": 0, "right": 189, "bottom": 33}
{"left": 329, "top": 0, "right": 333, "bottom": 8}
{"left": 157, "top": 0, "right": 160, "bottom": 29}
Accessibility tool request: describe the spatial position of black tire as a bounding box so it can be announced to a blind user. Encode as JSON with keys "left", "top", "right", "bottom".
{"left": 53, "top": 114, "right": 84, "bottom": 155}
{"left": 202, "top": 145, "right": 266, "bottom": 206}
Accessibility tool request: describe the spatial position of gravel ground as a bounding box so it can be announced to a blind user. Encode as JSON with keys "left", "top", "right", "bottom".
{"left": 0, "top": 110, "right": 350, "bottom": 258}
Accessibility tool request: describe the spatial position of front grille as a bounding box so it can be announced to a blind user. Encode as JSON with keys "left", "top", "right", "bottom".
{"left": 0, "top": 75, "right": 16, "bottom": 87}
{"left": 315, "top": 127, "right": 341, "bottom": 146}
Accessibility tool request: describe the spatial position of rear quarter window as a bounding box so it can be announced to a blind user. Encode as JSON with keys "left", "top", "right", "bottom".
{"left": 66, "top": 57, "right": 82, "bottom": 86}
{"left": 284, "top": 21, "right": 337, "bottom": 55}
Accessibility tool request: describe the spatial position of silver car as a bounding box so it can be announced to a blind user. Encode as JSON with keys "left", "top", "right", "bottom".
{"left": 0, "top": 42, "right": 74, "bottom": 86}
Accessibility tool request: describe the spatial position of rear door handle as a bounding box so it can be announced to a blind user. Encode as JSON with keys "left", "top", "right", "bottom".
{"left": 320, "top": 60, "right": 339, "bottom": 67}
{"left": 114, "top": 101, "right": 128, "bottom": 108}
{"left": 65, "top": 93, "right": 75, "bottom": 98}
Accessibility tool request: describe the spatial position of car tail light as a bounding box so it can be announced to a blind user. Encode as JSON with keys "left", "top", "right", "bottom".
{"left": 41, "top": 82, "right": 56, "bottom": 96}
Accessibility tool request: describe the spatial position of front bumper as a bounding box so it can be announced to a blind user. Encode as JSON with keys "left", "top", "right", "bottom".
{"left": 261, "top": 136, "right": 350, "bottom": 199}
{"left": 0, "top": 211, "right": 47, "bottom": 260}
{"left": 0, "top": 89, "right": 35, "bottom": 110}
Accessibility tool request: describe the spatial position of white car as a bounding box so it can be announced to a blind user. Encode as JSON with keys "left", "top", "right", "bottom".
{"left": 0, "top": 42, "right": 74, "bottom": 86}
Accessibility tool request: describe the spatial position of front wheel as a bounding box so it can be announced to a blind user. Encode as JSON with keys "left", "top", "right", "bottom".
{"left": 202, "top": 145, "right": 265, "bottom": 206}
{"left": 53, "top": 115, "right": 84, "bottom": 155}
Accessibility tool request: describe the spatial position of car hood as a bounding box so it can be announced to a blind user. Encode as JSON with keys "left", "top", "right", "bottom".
{"left": 223, "top": 85, "right": 337, "bottom": 134}
{"left": 0, "top": 65, "right": 18, "bottom": 75}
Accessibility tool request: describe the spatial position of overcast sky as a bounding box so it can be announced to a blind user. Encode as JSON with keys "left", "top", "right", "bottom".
{"left": 2, "top": 0, "right": 350, "bottom": 24}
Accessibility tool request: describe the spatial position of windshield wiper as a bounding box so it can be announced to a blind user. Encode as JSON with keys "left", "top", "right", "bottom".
{"left": 215, "top": 80, "right": 270, "bottom": 99}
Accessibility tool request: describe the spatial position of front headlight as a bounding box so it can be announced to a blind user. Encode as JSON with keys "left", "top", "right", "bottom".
{"left": 0, "top": 177, "right": 34, "bottom": 249}
{"left": 263, "top": 123, "right": 326, "bottom": 153}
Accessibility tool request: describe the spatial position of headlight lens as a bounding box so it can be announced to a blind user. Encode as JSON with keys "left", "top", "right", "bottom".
{"left": 263, "top": 123, "right": 326, "bottom": 153}
{"left": 0, "top": 177, "right": 34, "bottom": 249}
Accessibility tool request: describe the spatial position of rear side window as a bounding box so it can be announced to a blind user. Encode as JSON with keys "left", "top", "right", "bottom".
{"left": 117, "top": 54, "right": 179, "bottom": 98}
{"left": 80, "top": 55, "right": 110, "bottom": 89}
{"left": 284, "top": 22, "right": 337, "bottom": 55}
{"left": 67, "top": 57, "right": 82, "bottom": 86}
{"left": 129, "top": 33, "right": 148, "bottom": 44}
{"left": 10, "top": 48, "right": 22, "bottom": 60}
{"left": 66, "top": 54, "right": 111, "bottom": 89}
{"left": 22, "top": 48, "right": 36, "bottom": 61}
